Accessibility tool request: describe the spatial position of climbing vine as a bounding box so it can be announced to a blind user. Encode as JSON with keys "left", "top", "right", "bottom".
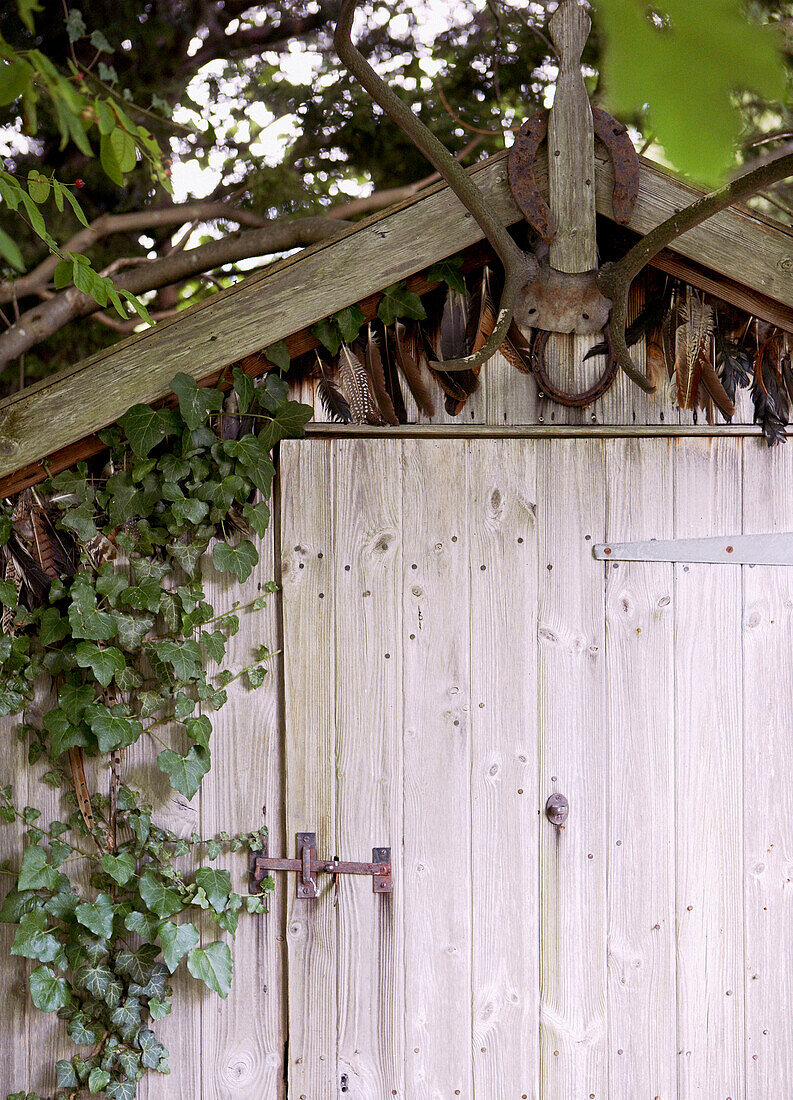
{"left": 0, "top": 364, "right": 312, "bottom": 1099}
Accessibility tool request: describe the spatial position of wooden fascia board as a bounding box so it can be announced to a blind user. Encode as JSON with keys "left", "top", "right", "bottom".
{"left": 1, "top": 147, "right": 793, "bottom": 482}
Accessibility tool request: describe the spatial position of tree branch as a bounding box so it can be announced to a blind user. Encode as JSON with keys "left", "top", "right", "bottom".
{"left": 0, "top": 217, "right": 351, "bottom": 373}
{"left": 189, "top": 2, "right": 343, "bottom": 70}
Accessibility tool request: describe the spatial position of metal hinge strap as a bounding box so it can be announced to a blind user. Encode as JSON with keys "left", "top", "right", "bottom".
{"left": 594, "top": 532, "right": 793, "bottom": 566}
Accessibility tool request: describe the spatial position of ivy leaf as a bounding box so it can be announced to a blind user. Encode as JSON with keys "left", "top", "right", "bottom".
{"left": 151, "top": 637, "right": 203, "bottom": 680}
{"left": 257, "top": 400, "right": 313, "bottom": 450}
{"left": 138, "top": 869, "right": 182, "bottom": 919}
{"left": 184, "top": 714, "right": 211, "bottom": 749}
{"left": 69, "top": 584, "right": 118, "bottom": 641}
{"left": 115, "top": 942, "right": 159, "bottom": 984}
{"left": 114, "top": 612, "right": 155, "bottom": 651}
{"left": 42, "top": 708, "right": 89, "bottom": 759}
{"left": 124, "top": 909, "right": 159, "bottom": 939}
{"left": 75, "top": 642, "right": 126, "bottom": 688}
{"left": 335, "top": 304, "right": 366, "bottom": 344}
{"left": 199, "top": 629, "right": 226, "bottom": 663}
{"left": 39, "top": 607, "right": 69, "bottom": 646}
{"left": 88, "top": 1067, "right": 111, "bottom": 1094}
{"left": 195, "top": 867, "right": 231, "bottom": 913}
{"left": 110, "top": 996, "right": 142, "bottom": 1041}
{"left": 242, "top": 500, "right": 270, "bottom": 538}
{"left": 18, "top": 844, "right": 60, "bottom": 891}
{"left": 311, "top": 317, "right": 341, "bottom": 356}
{"left": 101, "top": 850, "right": 136, "bottom": 885}
{"left": 69, "top": 1013, "right": 98, "bottom": 1046}
{"left": 0, "top": 578, "right": 18, "bottom": 607}
{"left": 11, "top": 909, "right": 63, "bottom": 964}
{"left": 148, "top": 996, "right": 171, "bottom": 1020}
{"left": 212, "top": 539, "right": 258, "bottom": 583}
{"left": 157, "top": 745, "right": 210, "bottom": 800}
{"left": 117, "top": 1050, "right": 140, "bottom": 1078}
{"left": 56, "top": 1060, "right": 78, "bottom": 1088}
{"left": 107, "top": 1079, "right": 136, "bottom": 1100}
{"left": 0, "top": 888, "right": 38, "bottom": 923}
{"left": 158, "top": 919, "right": 199, "bottom": 972}
{"left": 186, "top": 940, "right": 233, "bottom": 998}
{"left": 137, "top": 1026, "right": 167, "bottom": 1069}
{"left": 426, "top": 257, "right": 466, "bottom": 294}
{"left": 232, "top": 367, "right": 254, "bottom": 414}
{"left": 377, "top": 281, "right": 426, "bottom": 325}
{"left": 75, "top": 961, "right": 113, "bottom": 997}
{"left": 29, "top": 964, "right": 71, "bottom": 1011}
{"left": 75, "top": 892, "right": 116, "bottom": 938}
{"left": 85, "top": 705, "right": 143, "bottom": 753}
{"left": 119, "top": 404, "right": 178, "bottom": 457}
{"left": 171, "top": 373, "right": 223, "bottom": 429}
{"left": 264, "top": 339, "right": 291, "bottom": 371}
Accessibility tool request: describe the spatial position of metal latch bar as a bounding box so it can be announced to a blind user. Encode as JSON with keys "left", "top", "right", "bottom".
{"left": 593, "top": 532, "right": 793, "bottom": 566}
{"left": 250, "top": 831, "right": 392, "bottom": 899}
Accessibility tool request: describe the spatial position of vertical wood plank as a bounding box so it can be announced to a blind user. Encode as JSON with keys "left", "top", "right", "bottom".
{"left": 200, "top": 521, "right": 287, "bottom": 1099}
{"left": 279, "top": 438, "right": 337, "bottom": 1098}
{"left": 537, "top": 438, "right": 607, "bottom": 1099}
{"left": 674, "top": 437, "right": 744, "bottom": 1099}
{"left": 469, "top": 439, "right": 540, "bottom": 1097}
{"left": 402, "top": 439, "right": 472, "bottom": 1099}
{"left": 742, "top": 439, "right": 793, "bottom": 1096}
{"left": 604, "top": 438, "right": 676, "bottom": 1099}
{"left": 333, "top": 439, "right": 405, "bottom": 1098}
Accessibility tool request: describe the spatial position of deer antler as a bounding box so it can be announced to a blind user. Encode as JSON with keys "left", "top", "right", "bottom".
{"left": 599, "top": 152, "right": 793, "bottom": 384}
{"left": 334, "top": 0, "right": 534, "bottom": 371}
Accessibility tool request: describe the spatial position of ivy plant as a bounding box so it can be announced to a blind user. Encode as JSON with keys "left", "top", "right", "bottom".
{"left": 0, "top": 366, "right": 312, "bottom": 1098}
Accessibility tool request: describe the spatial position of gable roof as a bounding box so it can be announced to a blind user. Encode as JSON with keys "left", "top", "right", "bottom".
{"left": 1, "top": 145, "right": 793, "bottom": 493}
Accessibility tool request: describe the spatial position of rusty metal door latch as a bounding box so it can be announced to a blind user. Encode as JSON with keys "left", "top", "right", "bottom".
{"left": 250, "top": 831, "right": 392, "bottom": 899}
{"left": 545, "top": 793, "right": 569, "bottom": 828}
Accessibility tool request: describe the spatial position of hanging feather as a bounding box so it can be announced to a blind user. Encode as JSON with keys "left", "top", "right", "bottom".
{"left": 338, "top": 344, "right": 384, "bottom": 425}
{"left": 424, "top": 283, "right": 480, "bottom": 415}
{"left": 394, "top": 320, "right": 435, "bottom": 417}
{"left": 698, "top": 356, "right": 735, "bottom": 421}
{"left": 381, "top": 327, "right": 408, "bottom": 422}
{"left": 583, "top": 279, "right": 672, "bottom": 362}
{"left": 751, "top": 334, "right": 788, "bottom": 446}
{"left": 362, "top": 325, "right": 398, "bottom": 425}
{"left": 502, "top": 320, "right": 533, "bottom": 375}
{"left": 1, "top": 555, "right": 21, "bottom": 635}
{"left": 465, "top": 266, "right": 497, "bottom": 355}
{"left": 714, "top": 331, "right": 752, "bottom": 402}
{"left": 315, "top": 351, "right": 352, "bottom": 424}
{"left": 674, "top": 289, "right": 713, "bottom": 410}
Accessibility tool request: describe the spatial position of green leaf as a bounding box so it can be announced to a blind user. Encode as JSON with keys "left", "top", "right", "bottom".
{"left": 257, "top": 400, "right": 313, "bottom": 450}
{"left": 264, "top": 339, "right": 291, "bottom": 371}
{"left": 29, "top": 964, "right": 71, "bottom": 1011}
{"left": 377, "top": 281, "right": 426, "bottom": 325}
{"left": 89, "top": 1067, "right": 111, "bottom": 1094}
{"left": 151, "top": 637, "right": 203, "bottom": 680}
{"left": 85, "top": 705, "right": 143, "bottom": 752}
{"left": 107, "top": 1079, "right": 136, "bottom": 1100}
{"left": 0, "top": 888, "right": 38, "bottom": 923}
{"left": 75, "top": 892, "right": 115, "bottom": 938}
{"left": 56, "top": 1059, "right": 78, "bottom": 1088}
{"left": 597, "top": 0, "right": 787, "bottom": 183}
{"left": 138, "top": 868, "right": 182, "bottom": 919}
{"left": 124, "top": 908, "right": 159, "bottom": 939}
{"left": 39, "top": 607, "right": 69, "bottom": 646}
{"left": 11, "top": 909, "right": 63, "bottom": 964}
{"left": 311, "top": 317, "right": 341, "bottom": 355}
{"left": 242, "top": 500, "right": 270, "bottom": 537}
{"left": 75, "top": 961, "right": 113, "bottom": 997}
{"left": 148, "top": 996, "right": 171, "bottom": 1020}
{"left": 426, "top": 257, "right": 466, "bottom": 294}
{"left": 157, "top": 745, "right": 210, "bottom": 800}
{"left": 158, "top": 919, "right": 199, "bottom": 972}
{"left": 16, "top": 0, "right": 43, "bottom": 31}
{"left": 75, "top": 642, "right": 126, "bottom": 688}
{"left": 195, "top": 867, "right": 231, "bottom": 913}
{"left": 171, "top": 372, "right": 223, "bottom": 430}
{"left": 110, "top": 996, "right": 142, "bottom": 1041}
{"left": 43, "top": 707, "right": 89, "bottom": 758}
{"left": 68, "top": 583, "right": 117, "bottom": 641}
{"left": 18, "top": 845, "right": 60, "bottom": 891}
{"left": 69, "top": 1013, "right": 98, "bottom": 1045}
{"left": 212, "top": 539, "right": 258, "bottom": 583}
{"left": 232, "top": 367, "right": 254, "bottom": 414}
{"left": 90, "top": 29, "right": 113, "bottom": 52}
{"left": 0, "top": 226, "right": 24, "bottom": 272}
{"left": 114, "top": 612, "right": 155, "bottom": 651}
{"left": 334, "top": 304, "right": 366, "bottom": 344}
{"left": 0, "top": 59, "right": 31, "bottom": 106}
{"left": 100, "top": 126, "right": 136, "bottom": 185}
{"left": 119, "top": 404, "right": 177, "bottom": 457}
{"left": 101, "top": 850, "right": 136, "bottom": 885}
{"left": 187, "top": 940, "right": 233, "bottom": 998}
{"left": 27, "top": 170, "right": 50, "bottom": 204}
{"left": 115, "top": 942, "right": 159, "bottom": 984}
{"left": 0, "top": 578, "right": 18, "bottom": 607}
{"left": 120, "top": 579, "right": 162, "bottom": 613}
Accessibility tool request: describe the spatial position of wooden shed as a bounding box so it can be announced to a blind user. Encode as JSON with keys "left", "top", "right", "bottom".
{"left": 3, "top": 115, "right": 793, "bottom": 1100}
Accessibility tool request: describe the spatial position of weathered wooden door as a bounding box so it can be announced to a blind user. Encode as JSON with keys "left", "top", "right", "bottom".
{"left": 277, "top": 433, "right": 793, "bottom": 1100}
